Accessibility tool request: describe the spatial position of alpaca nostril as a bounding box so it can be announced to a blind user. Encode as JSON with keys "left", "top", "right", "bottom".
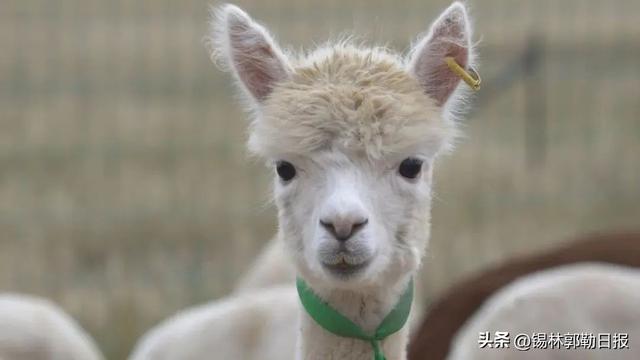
{"left": 352, "top": 218, "right": 368, "bottom": 233}
{"left": 320, "top": 218, "right": 368, "bottom": 242}
{"left": 320, "top": 219, "right": 334, "bottom": 233}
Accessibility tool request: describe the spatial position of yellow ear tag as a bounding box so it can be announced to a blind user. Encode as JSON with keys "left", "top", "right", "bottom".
{"left": 444, "top": 57, "right": 481, "bottom": 91}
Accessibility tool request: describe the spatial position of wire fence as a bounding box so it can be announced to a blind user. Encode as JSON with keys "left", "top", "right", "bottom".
{"left": 1, "top": 0, "right": 639, "bottom": 358}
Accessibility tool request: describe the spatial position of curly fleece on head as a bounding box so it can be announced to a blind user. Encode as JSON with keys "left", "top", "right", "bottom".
{"left": 249, "top": 43, "right": 456, "bottom": 160}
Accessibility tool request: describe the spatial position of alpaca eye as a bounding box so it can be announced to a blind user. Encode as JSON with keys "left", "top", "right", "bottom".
{"left": 276, "top": 161, "right": 296, "bottom": 182}
{"left": 398, "top": 158, "right": 423, "bottom": 179}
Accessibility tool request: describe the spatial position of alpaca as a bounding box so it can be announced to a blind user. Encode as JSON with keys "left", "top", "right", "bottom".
{"left": 129, "top": 285, "right": 299, "bottom": 360}
{"left": 448, "top": 263, "right": 640, "bottom": 360}
{"left": 234, "top": 235, "right": 295, "bottom": 293}
{"left": 131, "top": 2, "right": 476, "bottom": 359}
{"left": 407, "top": 231, "right": 640, "bottom": 360}
{"left": 0, "top": 293, "right": 104, "bottom": 360}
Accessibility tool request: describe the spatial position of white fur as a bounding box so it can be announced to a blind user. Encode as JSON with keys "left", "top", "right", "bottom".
{"left": 0, "top": 293, "right": 104, "bottom": 360}
{"left": 234, "top": 235, "right": 296, "bottom": 293}
{"left": 129, "top": 286, "right": 298, "bottom": 360}
{"left": 132, "top": 2, "right": 475, "bottom": 359}
{"left": 449, "top": 263, "right": 640, "bottom": 360}
{"left": 233, "top": 236, "right": 427, "bottom": 334}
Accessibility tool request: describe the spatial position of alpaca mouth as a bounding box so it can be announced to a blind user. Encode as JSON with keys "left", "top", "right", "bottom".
{"left": 321, "top": 256, "right": 370, "bottom": 278}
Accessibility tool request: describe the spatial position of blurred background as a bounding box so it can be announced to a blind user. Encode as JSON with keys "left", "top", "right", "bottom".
{"left": 1, "top": 0, "right": 638, "bottom": 358}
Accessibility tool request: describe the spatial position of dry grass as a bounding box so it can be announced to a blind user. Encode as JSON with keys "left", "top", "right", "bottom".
{"left": 1, "top": 0, "right": 639, "bottom": 358}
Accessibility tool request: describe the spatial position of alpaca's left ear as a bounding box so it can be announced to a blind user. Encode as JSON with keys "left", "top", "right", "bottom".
{"left": 208, "top": 4, "right": 291, "bottom": 105}
{"left": 407, "top": 2, "right": 474, "bottom": 109}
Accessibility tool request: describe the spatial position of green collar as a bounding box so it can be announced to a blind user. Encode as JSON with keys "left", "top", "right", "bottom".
{"left": 296, "top": 277, "right": 413, "bottom": 360}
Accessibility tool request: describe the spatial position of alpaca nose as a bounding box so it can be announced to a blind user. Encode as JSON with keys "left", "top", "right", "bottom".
{"left": 320, "top": 216, "right": 368, "bottom": 242}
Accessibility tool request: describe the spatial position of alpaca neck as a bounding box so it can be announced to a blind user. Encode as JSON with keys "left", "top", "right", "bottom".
{"left": 296, "top": 275, "right": 412, "bottom": 360}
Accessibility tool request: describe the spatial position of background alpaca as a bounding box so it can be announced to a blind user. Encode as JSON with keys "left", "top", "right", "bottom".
{"left": 448, "top": 263, "right": 640, "bottom": 360}
{"left": 233, "top": 235, "right": 293, "bottom": 293}
{"left": 0, "top": 293, "right": 104, "bottom": 360}
{"left": 131, "top": 2, "right": 475, "bottom": 359}
{"left": 129, "top": 285, "right": 299, "bottom": 360}
{"left": 407, "top": 231, "right": 640, "bottom": 360}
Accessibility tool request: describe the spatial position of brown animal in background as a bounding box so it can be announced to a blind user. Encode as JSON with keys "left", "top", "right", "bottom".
{"left": 407, "top": 231, "right": 640, "bottom": 360}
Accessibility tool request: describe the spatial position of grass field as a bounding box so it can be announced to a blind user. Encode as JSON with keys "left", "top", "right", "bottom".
{"left": 1, "top": 0, "right": 639, "bottom": 358}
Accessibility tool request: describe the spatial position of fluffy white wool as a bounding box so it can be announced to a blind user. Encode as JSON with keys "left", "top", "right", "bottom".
{"left": 0, "top": 293, "right": 104, "bottom": 360}
{"left": 233, "top": 235, "right": 295, "bottom": 293}
{"left": 253, "top": 44, "right": 455, "bottom": 160}
{"left": 449, "top": 263, "right": 640, "bottom": 360}
{"left": 129, "top": 286, "right": 299, "bottom": 360}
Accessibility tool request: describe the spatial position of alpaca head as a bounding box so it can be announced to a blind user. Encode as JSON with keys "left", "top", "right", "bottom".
{"left": 210, "top": 3, "right": 474, "bottom": 290}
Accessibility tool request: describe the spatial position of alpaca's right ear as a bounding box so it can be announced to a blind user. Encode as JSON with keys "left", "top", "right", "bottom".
{"left": 208, "top": 4, "right": 291, "bottom": 104}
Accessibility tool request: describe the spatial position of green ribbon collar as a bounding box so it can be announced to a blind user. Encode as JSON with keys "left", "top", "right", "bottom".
{"left": 296, "top": 277, "right": 413, "bottom": 360}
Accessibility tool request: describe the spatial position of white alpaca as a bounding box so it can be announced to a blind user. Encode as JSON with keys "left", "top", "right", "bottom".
{"left": 129, "top": 285, "right": 299, "bottom": 360}
{"left": 0, "top": 293, "right": 104, "bottom": 360}
{"left": 131, "top": 2, "right": 476, "bottom": 359}
{"left": 448, "top": 263, "right": 640, "bottom": 360}
{"left": 234, "top": 235, "right": 295, "bottom": 293}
